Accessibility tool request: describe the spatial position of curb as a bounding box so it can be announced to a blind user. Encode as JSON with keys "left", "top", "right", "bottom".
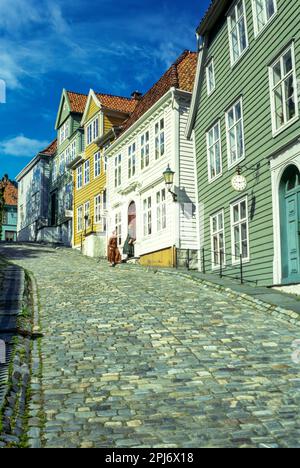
{"left": 157, "top": 269, "right": 300, "bottom": 328}
{"left": 26, "top": 273, "right": 43, "bottom": 449}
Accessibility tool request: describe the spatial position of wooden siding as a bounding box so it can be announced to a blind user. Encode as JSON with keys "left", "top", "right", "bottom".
{"left": 194, "top": 0, "right": 300, "bottom": 286}
{"left": 139, "top": 247, "right": 176, "bottom": 268}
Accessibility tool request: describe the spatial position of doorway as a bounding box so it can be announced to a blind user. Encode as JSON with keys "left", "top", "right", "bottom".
{"left": 280, "top": 165, "right": 300, "bottom": 284}
{"left": 128, "top": 201, "right": 136, "bottom": 240}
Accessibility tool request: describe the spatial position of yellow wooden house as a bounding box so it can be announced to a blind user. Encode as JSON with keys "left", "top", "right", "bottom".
{"left": 71, "top": 89, "right": 138, "bottom": 257}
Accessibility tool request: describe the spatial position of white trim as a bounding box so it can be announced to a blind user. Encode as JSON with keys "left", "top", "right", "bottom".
{"left": 226, "top": 97, "right": 246, "bottom": 170}
{"left": 270, "top": 141, "right": 300, "bottom": 284}
{"left": 252, "top": 0, "right": 277, "bottom": 38}
{"left": 227, "top": 0, "right": 249, "bottom": 67}
{"left": 230, "top": 196, "right": 250, "bottom": 265}
{"left": 81, "top": 90, "right": 101, "bottom": 126}
{"left": 210, "top": 209, "right": 226, "bottom": 270}
{"left": 206, "top": 58, "right": 216, "bottom": 96}
{"left": 186, "top": 43, "right": 207, "bottom": 140}
{"left": 206, "top": 120, "right": 223, "bottom": 182}
{"left": 269, "top": 42, "right": 299, "bottom": 137}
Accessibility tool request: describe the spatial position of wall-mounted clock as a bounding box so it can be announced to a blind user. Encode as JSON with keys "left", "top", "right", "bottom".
{"left": 231, "top": 173, "right": 247, "bottom": 192}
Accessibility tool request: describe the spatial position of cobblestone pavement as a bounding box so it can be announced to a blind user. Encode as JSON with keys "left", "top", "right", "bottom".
{"left": 1, "top": 244, "right": 300, "bottom": 448}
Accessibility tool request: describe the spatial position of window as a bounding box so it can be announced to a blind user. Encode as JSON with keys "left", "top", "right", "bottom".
{"left": 143, "top": 196, "right": 152, "bottom": 237}
{"left": 94, "top": 194, "right": 102, "bottom": 224}
{"left": 77, "top": 165, "right": 83, "bottom": 190}
{"left": 155, "top": 118, "right": 165, "bottom": 159}
{"left": 207, "top": 121, "right": 222, "bottom": 181}
{"left": 87, "top": 117, "right": 99, "bottom": 145}
{"left": 59, "top": 152, "right": 65, "bottom": 175}
{"left": 115, "top": 155, "right": 122, "bottom": 188}
{"left": 269, "top": 44, "right": 298, "bottom": 134}
{"left": 231, "top": 198, "right": 249, "bottom": 263}
{"left": 104, "top": 155, "right": 108, "bottom": 173}
{"left": 84, "top": 160, "right": 90, "bottom": 185}
{"left": 84, "top": 201, "right": 91, "bottom": 228}
{"left": 60, "top": 121, "right": 69, "bottom": 144}
{"left": 77, "top": 205, "right": 83, "bottom": 232}
{"left": 115, "top": 212, "right": 122, "bottom": 246}
{"left": 128, "top": 143, "right": 136, "bottom": 179}
{"left": 94, "top": 152, "right": 101, "bottom": 178}
{"left": 52, "top": 160, "right": 58, "bottom": 182}
{"left": 156, "top": 189, "right": 167, "bottom": 232}
{"left": 206, "top": 59, "right": 216, "bottom": 95}
{"left": 228, "top": 0, "right": 248, "bottom": 65}
{"left": 252, "top": 0, "right": 277, "bottom": 36}
{"left": 210, "top": 211, "right": 226, "bottom": 268}
{"left": 71, "top": 140, "right": 76, "bottom": 161}
{"left": 226, "top": 99, "right": 245, "bottom": 168}
{"left": 65, "top": 146, "right": 71, "bottom": 165}
{"left": 141, "top": 131, "right": 150, "bottom": 170}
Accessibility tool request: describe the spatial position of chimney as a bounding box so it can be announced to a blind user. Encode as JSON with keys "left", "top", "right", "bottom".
{"left": 131, "top": 91, "right": 143, "bottom": 100}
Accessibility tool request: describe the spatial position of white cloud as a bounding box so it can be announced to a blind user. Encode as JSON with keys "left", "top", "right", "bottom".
{"left": 0, "top": 135, "right": 50, "bottom": 158}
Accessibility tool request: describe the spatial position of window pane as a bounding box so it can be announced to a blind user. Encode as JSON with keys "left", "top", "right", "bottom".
{"left": 233, "top": 205, "right": 239, "bottom": 223}
{"left": 273, "top": 61, "right": 281, "bottom": 86}
{"left": 283, "top": 49, "right": 293, "bottom": 75}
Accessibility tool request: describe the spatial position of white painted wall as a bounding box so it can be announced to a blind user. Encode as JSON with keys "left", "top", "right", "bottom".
{"left": 106, "top": 90, "right": 198, "bottom": 260}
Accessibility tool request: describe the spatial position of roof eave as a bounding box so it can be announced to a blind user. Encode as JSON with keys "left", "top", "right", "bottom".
{"left": 196, "top": 0, "right": 229, "bottom": 36}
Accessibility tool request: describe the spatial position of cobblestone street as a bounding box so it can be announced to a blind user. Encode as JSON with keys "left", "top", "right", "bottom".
{"left": 1, "top": 244, "right": 300, "bottom": 448}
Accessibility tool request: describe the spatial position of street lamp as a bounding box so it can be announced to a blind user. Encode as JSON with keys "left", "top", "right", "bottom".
{"left": 163, "top": 165, "right": 177, "bottom": 202}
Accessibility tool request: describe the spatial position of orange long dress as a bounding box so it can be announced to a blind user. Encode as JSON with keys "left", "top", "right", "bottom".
{"left": 108, "top": 236, "right": 121, "bottom": 264}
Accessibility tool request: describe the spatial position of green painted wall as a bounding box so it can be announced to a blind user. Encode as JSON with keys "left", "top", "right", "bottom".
{"left": 194, "top": 0, "right": 300, "bottom": 286}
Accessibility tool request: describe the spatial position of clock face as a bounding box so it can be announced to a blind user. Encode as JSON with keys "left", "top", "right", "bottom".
{"left": 231, "top": 174, "right": 247, "bottom": 192}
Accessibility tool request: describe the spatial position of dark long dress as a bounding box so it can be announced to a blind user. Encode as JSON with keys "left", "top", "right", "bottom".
{"left": 108, "top": 236, "right": 121, "bottom": 264}
{"left": 123, "top": 235, "right": 135, "bottom": 258}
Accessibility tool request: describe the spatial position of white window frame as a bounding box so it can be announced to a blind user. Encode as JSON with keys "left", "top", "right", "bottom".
{"left": 269, "top": 43, "right": 299, "bottom": 136}
{"left": 252, "top": 0, "right": 277, "bottom": 38}
{"left": 84, "top": 201, "right": 91, "bottom": 229}
{"left": 94, "top": 194, "right": 102, "bottom": 224}
{"left": 210, "top": 210, "right": 226, "bottom": 270}
{"left": 115, "top": 155, "right": 122, "bottom": 188}
{"left": 86, "top": 116, "right": 99, "bottom": 145}
{"left": 227, "top": 0, "right": 249, "bottom": 66}
{"left": 226, "top": 98, "right": 245, "bottom": 169}
{"left": 71, "top": 140, "right": 76, "bottom": 161}
{"left": 77, "top": 205, "right": 83, "bottom": 233}
{"left": 84, "top": 160, "right": 90, "bottom": 185}
{"left": 128, "top": 142, "right": 136, "bottom": 179}
{"left": 230, "top": 197, "right": 250, "bottom": 265}
{"left": 156, "top": 188, "right": 167, "bottom": 232}
{"left": 155, "top": 118, "right": 165, "bottom": 160}
{"left": 141, "top": 130, "right": 150, "bottom": 170}
{"left": 206, "top": 59, "right": 216, "bottom": 96}
{"left": 77, "top": 165, "right": 83, "bottom": 190}
{"left": 143, "top": 196, "right": 152, "bottom": 237}
{"left": 94, "top": 151, "right": 101, "bottom": 178}
{"left": 207, "top": 120, "right": 222, "bottom": 182}
{"left": 59, "top": 120, "right": 69, "bottom": 145}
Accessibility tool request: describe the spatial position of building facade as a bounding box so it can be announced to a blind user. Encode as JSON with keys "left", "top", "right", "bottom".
{"left": 107, "top": 51, "right": 198, "bottom": 268}
{"left": 51, "top": 90, "right": 88, "bottom": 246}
{"left": 16, "top": 140, "right": 57, "bottom": 242}
{"left": 72, "top": 90, "right": 138, "bottom": 257}
{"left": 0, "top": 178, "right": 18, "bottom": 242}
{"left": 187, "top": 0, "right": 300, "bottom": 286}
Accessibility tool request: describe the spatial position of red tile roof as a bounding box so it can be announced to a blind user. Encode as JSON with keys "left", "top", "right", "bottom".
{"left": 40, "top": 139, "right": 57, "bottom": 156}
{"left": 121, "top": 50, "right": 197, "bottom": 133}
{"left": 1, "top": 180, "right": 18, "bottom": 206}
{"left": 95, "top": 93, "right": 138, "bottom": 114}
{"left": 66, "top": 91, "right": 88, "bottom": 114}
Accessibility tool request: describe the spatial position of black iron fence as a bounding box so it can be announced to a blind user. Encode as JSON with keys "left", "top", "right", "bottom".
{"left": 175, "top": 248, "right": 258, "bottom": 285}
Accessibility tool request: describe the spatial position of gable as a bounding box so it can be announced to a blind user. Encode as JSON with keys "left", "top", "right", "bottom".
{"left": 86, "top": 98, "right": 100, "bottom": 123}
{"left": 55, "top": 90, "right": 71, "bottom": 130}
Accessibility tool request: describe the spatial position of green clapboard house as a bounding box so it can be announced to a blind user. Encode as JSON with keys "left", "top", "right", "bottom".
{"left": 187, "top": 0, "right": 300, "bottom": 286}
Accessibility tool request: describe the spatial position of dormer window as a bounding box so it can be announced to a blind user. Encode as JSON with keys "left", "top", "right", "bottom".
{"left": 60, "top": 121, "right": 69, "bottom": 144}
{"left": 206, "top": 59, "right": 216, "bottom": 95}
{"left": 228, "top": 0, "right": 248, "bottom": 66}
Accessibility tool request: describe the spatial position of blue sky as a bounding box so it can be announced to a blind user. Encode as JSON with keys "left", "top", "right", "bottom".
{"left": 0, "top": 0, "right": 210, "bottom": 180}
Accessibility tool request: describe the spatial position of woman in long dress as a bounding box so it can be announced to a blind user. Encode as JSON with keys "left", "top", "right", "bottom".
{"left": 107, "top": 231, "right": 121, "bottom": 267}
